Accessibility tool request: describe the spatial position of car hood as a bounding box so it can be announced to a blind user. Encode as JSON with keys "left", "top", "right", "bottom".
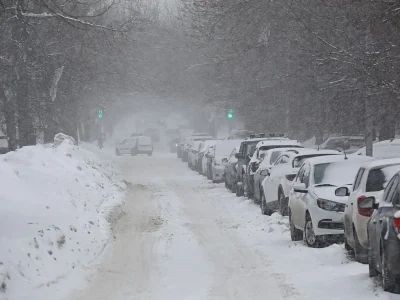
{"left": 311, "top": 185, "right": 349, "bottom": 204}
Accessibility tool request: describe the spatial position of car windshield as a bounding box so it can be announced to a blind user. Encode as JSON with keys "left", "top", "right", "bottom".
{"left": 314, "top": 161, "right": 364, "bottom": 186}
{"left": 269, "top": 151, "right": 283, "bottom": 164}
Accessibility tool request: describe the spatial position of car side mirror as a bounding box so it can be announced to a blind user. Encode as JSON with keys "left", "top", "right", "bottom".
{"left": 335, "top": 186, "right": 350, "bottom": 197}
{"left": 222, "top": 158, "right": 228, "bottom": 164}
{"left": 260, "top": 169, "right": 270, "bottom": 176}
{"left": 293, "top": 183, "right": 308, "bottom": 193}
{"left": 235, "top": 153, "right": 242, "bottom": 159}
{"left": 358, "top": 196, "right": 378, "bottom": 210}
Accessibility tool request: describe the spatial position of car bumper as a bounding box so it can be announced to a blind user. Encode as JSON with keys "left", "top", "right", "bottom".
{"left": 386, "top": 238, "right": 400, "bottom": 277}
{"left": 213, "top": 166, "right": 225, "bottom": 180}
{"left": 353, "top": 214, "right": 370, "bottom": 249}
{"left": 309, "top": 206, "right": 344, "bottom": 236}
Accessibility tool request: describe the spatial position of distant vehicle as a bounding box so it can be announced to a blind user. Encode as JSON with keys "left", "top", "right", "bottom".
{"left": 0, "top": 136, "right": 10, "bottom": 154}
{"left": 208, "top": 139, "right": 242, "bottom": 183}
{"left": 336, "top": 159, "right": 400, "bottom": 263}
{"left": 115, "top": 136, "right": 153, "bottom": 156}
{"left": 229, "top": 129, "right": 253, "bottom": 140}
{"left": 169, "top": 137, "right": 180, "bottom": 153}
{"left": 165, "top": 128, "right": 180, "bottom": 144}
{"left": 202, "top": 146, "right": 215, "bottom": 176}
{"left": 144, "top": 128, "right": 160, "bottom": 142}
{"left": 354, "top": 139, "right": 400, "bottom": 159}
{"left": 188, "top": 140, "right": 203, "bottom": 169}
{"left": 319, "top": 135, "right": 364, "bottom": 154}
{"left": 260, "top": 149, "right": 339, "bottom": 216}
{"left": 253, "top": 147, "right": 307, "bottom": 204}
{"left": 224, "top": 146, "right": 241, "bottom": 192}
{"left": 237, "top": 137, "right": 302, "bottom": 198}
{"left": 367, "top": 171, "right": 400, "bottom": 293}
{"left": 131, "top": 132, "right": 143, "bottom": 137}
{"left": 288, "top": 155, "right": 375, "bottom": 247}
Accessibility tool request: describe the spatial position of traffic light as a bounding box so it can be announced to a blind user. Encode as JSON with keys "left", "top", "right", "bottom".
{"left": 98, "top": 109, "right": 103, "bottom": 119}
{"left": 227, "top": 109, "right": 234, "bottom": 119}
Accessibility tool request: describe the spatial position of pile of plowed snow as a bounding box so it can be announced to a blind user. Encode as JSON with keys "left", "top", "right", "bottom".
{"left": 0, "top": 139, "right": 126, "bottom": 300}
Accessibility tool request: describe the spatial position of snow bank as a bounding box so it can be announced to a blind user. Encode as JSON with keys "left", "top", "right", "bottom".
{"left": 0, "top": 139, "right": 126, "bottom": 300}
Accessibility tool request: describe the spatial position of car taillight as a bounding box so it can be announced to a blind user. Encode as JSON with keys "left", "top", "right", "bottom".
{"left": 285, "top": 174, "right": 296, "bottom": 181}
{"left": 393, "top": 217, "right": 400, "bottom": 235}
{"left": 357, "top": 196, "right": 373, "bottom": 217}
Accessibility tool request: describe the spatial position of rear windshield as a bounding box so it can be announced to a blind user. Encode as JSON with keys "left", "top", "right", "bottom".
{"left": 137, "top": 136, "right": 152, "bottom": 145}
{"left": 366, "top": 165, "right": 400, "bottom": 192}
{"left": 270, "top": 151, "right": 283, "bottom": 164}
{"left": 293, "top": 154, "right": 336, "bottom": 169}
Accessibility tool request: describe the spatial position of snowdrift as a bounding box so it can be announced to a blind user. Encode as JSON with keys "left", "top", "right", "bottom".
{"left": 0, "top": 139, "right": 126, "bottom": 300}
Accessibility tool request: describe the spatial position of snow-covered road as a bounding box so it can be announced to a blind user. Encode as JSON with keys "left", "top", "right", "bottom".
{"left": 68, "top": 150, "right": 400, "bottom": 300}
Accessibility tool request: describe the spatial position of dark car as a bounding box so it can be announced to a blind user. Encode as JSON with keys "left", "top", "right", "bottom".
{"left": 366, "top": 172, "right": 400, "bottom": 293}
{"left": 224, "top": 147, "right": 240, "bottom": 192}
{"left": 144, "top": 128, "right": 160, "bottom": 142}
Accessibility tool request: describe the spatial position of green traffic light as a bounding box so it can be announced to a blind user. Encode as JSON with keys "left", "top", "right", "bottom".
{"left": 98, "top": 109, "right": 103, "bottom": 119}
{"left": 227, "top": 113, "right": 233, "bottom": 119}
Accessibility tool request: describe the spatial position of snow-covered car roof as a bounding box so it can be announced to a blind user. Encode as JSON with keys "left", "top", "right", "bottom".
{"left": 284, "top": 148, "right": 339, "bottom": 157}
{"left": 358, "top": 158, "right": 400, "bottom": 170}
{"left": 354, "top": 139, "right": 400, "bottom": 159}
{"left": 199, "top": 140, "right": 217, "bottom": 152}
{"left": 259, "top": 147, "right": 301, "bottom": 167}
{"left": 214, "top": 139, "right": 243, "bottom": 160}
{"left": 256, "top": 139, "right": 302, "bottom": 149}
{"left": 307, "top": 154, "right": 375, "bottom": 165}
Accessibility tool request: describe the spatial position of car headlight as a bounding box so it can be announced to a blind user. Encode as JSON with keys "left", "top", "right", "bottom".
{"left": 317, "top": 198, "right": 345, "bottom": 212}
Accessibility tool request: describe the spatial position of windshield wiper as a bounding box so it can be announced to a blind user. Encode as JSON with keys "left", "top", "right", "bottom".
{"left": 314, "top": 183, "right": 337, "bottom": 187}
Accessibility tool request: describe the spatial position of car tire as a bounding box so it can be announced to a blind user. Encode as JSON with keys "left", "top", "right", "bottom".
{"left": 304, "top": 213, "right": 323, "bottom": 248}
{"left": 231, "top": 182, "right": 237, "bottom": 193}
{"left": 381, "top": 244, "right": 398, "bottom": 293}
{"left": 278, "top": 189, "right": 288, "bottom": 216}
{"left": 260, "top": 191, "right": 272, "bottom": 215}
{"left": 236, "top": 181, "right": 244, "bottom": 197}
{"left": 116, "top": 149, "right": 121, "bottom": 156}
{"left": 353, "top": 228, "right": 368, "bottom": 264}
{"left": 368, "top": 248, "right": 378, "bottom": 278}
{"left": 289, "top": 209, "right": 302, "bottom": 241}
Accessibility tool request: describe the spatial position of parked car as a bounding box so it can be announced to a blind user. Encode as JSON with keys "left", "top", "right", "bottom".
{"left": 169, "top": 137, "right": 179, "bottom": 153}
{"left": 208, "top": 139, "right": 242, "bottom": 183}
{"left": 288, "top": 155, "right": 374, "bottom": 247}
{"left": 253, "top": 148, "right": 302, "bottom": 203}
{"left": 260, "top": 149, "right": 339, "bottom": 216}
{"left": 144, "top": 128, "right": 160, "bottom": 142}
{"left": 182, "top": 133, "right": 212, "bottom": 162}
{"left": 225, "top": 146, "right": 241, "bottom": 192}
{"left": 319, "top": 135, "right": 364, "bottom": 154}
{"left": 197, "top": 140, "right": 217, "bottom": 172}
{"left": 366, "top": 171, "right": 400, "bottom": 292}
{"left": 202, "top": 146, "right": 215, "bottom": 176}
{"left": 188, "top": 140, "right": 203, "bottom": 169}
{"left": 239, "top": 138, "right": 303, "bottom": 198}
{"left": 336, "top": 159, "right": 400, "bottom": 263}
{"left": 115, "top": 136, "right": 153, "bottom": 156}
{"left": 354, "top": 139, "right": 400, "bottom": 159}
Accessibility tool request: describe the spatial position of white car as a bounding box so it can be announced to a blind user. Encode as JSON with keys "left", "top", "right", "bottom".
{"left": 253, "top": 147, "right": 302, "bottom": 203}
{"left": 288, "top": 155, "right": 375, "bottom": 247}
{"left": 244, "top": 139, "right": 303, "bottom": 199}
{"left": 337, "top": 158, "right": 400, "bottom": 263}
{"left": 354, "top": 139, "right": 400, "bottom": 159}
{"left": 260, "top": 149, "right": 339, "bottom": 216}
{"left": 202, "top": 146, "right": 215, "bottom": 175}
{"left": 188, "top": 140, "right": 203, "bottom": 169}
{"left": 197, "top": 140, "right": 217, "bottom": 172}
{"left": 115, "top": 136, "right": 153, "bottom": 156}
{"left": 209, "top": 139, "right": 242, "bottom": 182}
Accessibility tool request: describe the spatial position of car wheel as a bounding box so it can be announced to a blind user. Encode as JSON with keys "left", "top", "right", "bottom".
{"left": 289, "top": 209, "right": 302, "bottom": 241}
{"left": 353, "top": 228, "right": 368, "bottom": 264}
{"left": 304, "top": 213, "right": 323, "bottom": 248}
{"left": 260, "top": 192, "right": 272, "bottom": 215}
{"left": 278, "top": 189, "right": 288, "bottom": 216}
{"left": 116, "top": 149, "right": 121, "bottom": 156}
{"left": 368, "top": 248, "right": 378, "bottom": 278}
{"left": 381, "top": 244, "right": 398, "bottom": 292}
{"left": 231, "top": 182, "right": 237, "bottom": 193}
